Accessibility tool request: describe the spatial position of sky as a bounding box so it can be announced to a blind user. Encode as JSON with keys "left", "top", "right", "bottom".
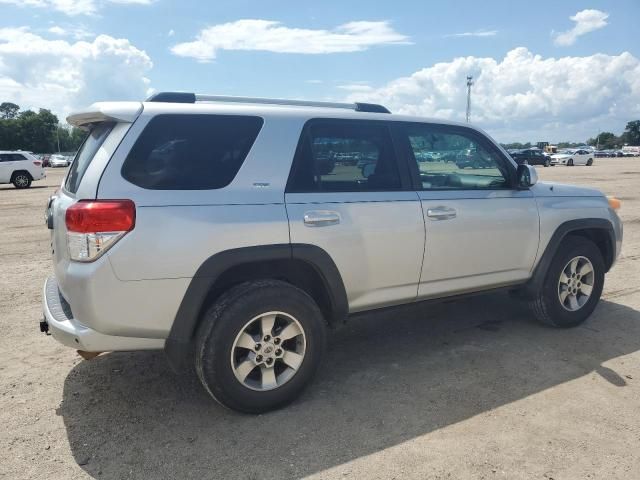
{"left": 0, "top": 0, "right": 639, "bottom": 142}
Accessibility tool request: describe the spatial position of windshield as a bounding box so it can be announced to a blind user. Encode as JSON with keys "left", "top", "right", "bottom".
{"left": 64, "top": 123, "right": 114, "bottom": 194}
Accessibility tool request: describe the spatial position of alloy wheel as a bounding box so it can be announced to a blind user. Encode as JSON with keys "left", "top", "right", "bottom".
{"left": 557, "top": 256, "right": 595, "bottom": 311}
{"left": 230, "top": 311, "right": 306, "bottom": 391}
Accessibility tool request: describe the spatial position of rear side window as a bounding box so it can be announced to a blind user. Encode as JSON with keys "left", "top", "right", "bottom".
{"left": 287, "top": 120, "right": 401, "bottom": 192}
{"left": 121, "top": 114, "right": 263, "bottom": 190}
{"left": 0, "top": 153, "right": 26, "bottom": 161}
{"left": 65, "top": 123, "right": 110, "bottom": 194}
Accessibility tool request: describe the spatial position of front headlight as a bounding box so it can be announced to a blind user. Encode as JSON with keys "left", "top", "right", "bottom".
{"left": 608, "top": 196, "right": 621, "bottom": 211}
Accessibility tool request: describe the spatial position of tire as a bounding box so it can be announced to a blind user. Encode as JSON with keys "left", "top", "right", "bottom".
{"left": 195, "top": 280, "right": 327, "bottom": 413}
{"left": 529, "top": 236, "right": 605, "bottom": 328}
{"left": 544, "top": 159, "right": 550, "bottom": 167}
{"left": 587, "top": 158, "right": 593, "bottom": 166}
{"left": 567, "top": 159, "right": 574, "bottom": 166}
{"left": 11, "top": 172, "right": 32, "bottom": 189}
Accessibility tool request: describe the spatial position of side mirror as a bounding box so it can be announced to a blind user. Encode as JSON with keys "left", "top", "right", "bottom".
{"left": 361, "top": 163, "right": 376, "bottom": 178}
{"left": 516, "top": 163, "right": 538, "bottom": 188}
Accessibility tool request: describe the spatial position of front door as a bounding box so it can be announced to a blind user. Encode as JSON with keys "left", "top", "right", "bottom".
{"left": 285, "top": 119, "right": 425, "bottom": 312}
{"left": 395, "top": 122, "right": 540, "bottom": 299}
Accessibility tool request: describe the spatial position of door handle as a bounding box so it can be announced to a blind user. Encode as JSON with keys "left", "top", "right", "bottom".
{"left": 303, "top": 210, "right": 341, "bottom": 227}
{"left": 426, "top": 206, "right": 457, "bottom": 220}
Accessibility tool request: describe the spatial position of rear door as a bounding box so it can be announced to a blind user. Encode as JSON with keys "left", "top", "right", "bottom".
{"left": 395, "top": 122, "right": 540, "bottom": 299}
{"left": 0, "top": 153, "right": 15, "bottom": 182}
{"left": 285, "top": 119, "right": 425, "bottom": 312}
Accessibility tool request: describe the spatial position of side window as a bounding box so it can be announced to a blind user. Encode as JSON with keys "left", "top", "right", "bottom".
{"left": 0, "top": 154, "right": 8, "bottom": 162}
{"left": 10, "top": 153, "right": 26, "bottom": 161}
{"left": 403, "top": 124, "right": 511, "bottom": 190}
{"left": 121, "top": 114, "right": 263, "bottom": 190}
{"left": 287, "top": 121, "right": 401, "bottom": 192}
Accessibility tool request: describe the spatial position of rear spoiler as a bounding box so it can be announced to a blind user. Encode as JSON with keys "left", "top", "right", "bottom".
{"left": 66, "top": 102, "right": 143, "bottom": 128}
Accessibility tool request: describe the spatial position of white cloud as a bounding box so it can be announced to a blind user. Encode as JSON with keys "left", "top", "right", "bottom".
{"left": 47, "top": 25, "right": 94, "bottom": 40}
{"left": 343, "top": 47, "right": 640, "bottom": 142}
{"left": 0, "top": 28, "right": 153, "bottom": 121}
{"left": 337, "top": 84, "right": 374, "bottom": 92}
{"left": 0, "top": 0, "right": 153, "bottom": 16}
{"left": 554, "top": 9, "right": 609, "bottom": 46}
{"left": 171, "top": 19, "right": 410, "bottom": 62}
{"left": 445, "top": 30, "right": 498, "bottom": 38}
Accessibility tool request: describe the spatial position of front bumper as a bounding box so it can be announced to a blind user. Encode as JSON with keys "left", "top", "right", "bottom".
{"left": 42, "top": 275, "right": 165, "bottom": 352}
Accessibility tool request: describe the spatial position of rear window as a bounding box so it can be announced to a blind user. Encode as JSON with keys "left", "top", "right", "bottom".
{"left": 121, "top": 114, "right": 263, "bottom": 190}
{"left": 0, "top": 153, "right": 27, "bottom": 161}
{"left": 64, "top": 123, "right": 111, "bottom": 194}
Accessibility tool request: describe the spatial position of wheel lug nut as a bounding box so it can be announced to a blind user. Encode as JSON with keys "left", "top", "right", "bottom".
{"left": 254, "top": 343, "right": 261, "bottom": 351}
{"left": 266, "top": 358, "right": 273, "bottom": 365}
{"left": 274, "top": 338, "right": 281, "bottom": 345}
{"left": 263, "top": 335, "right": 271, "bottom": 341}
{"left": 255, "top": 355, "right": 263, "bottom": 362}
{"left": 275, "top": 348, "right": 282, "bottom": 356}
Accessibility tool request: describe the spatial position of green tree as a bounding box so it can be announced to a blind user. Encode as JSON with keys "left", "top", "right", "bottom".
{"left": 0, "top": 102, "right": 20, "bottom": 119}
{"left": 588, "top": 132, "right": 618, "bottom": 149}
{"left": 621, "top": 120, "right": 640, "bottom": 145}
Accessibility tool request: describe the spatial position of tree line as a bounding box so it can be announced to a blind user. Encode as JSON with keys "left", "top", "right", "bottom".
{"left": 0, "top": 102, "right": 87, "bottom": 153}
{"left": 502, "top": 120, "right": 640, "bottom": 151}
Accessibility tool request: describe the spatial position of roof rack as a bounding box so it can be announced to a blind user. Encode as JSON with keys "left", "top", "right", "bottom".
{"left": 146, "top": 91, "right": 391, "bottom": 114}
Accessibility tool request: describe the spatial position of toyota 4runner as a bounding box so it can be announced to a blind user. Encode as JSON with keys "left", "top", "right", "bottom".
{"left": 42, "top": 92, "right": 623, "bottom": 413}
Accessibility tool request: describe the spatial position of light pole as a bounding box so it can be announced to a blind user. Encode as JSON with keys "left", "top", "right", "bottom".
{"left": 56, "top": 123, "right": 61, "bottom": 153}
{"left": 466, "top": 75, "right": 473, "bottom": 123}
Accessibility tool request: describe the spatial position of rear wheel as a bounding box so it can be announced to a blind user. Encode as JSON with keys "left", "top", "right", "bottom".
{"left": 529, "top": 236, "right": 604, "bottom": 327}
{"left": 567, "top": 159, "right": 574, "bottom": 166}
{"left": 11, "top": 172, "right": 32, "bottom": 189}
{"left": 544, "top": 158, "right": 550, "bottom": 167}
{"left": 587, "top": 158, "right": 593, "bottom": 166}
{"left": 195, "top": 280, "right": 327, "bottom": 413}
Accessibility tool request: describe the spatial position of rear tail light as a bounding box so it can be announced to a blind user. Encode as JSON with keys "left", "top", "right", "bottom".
{"left": 65, "top": 200, "right": 135, "bottom": 262}
{"left": 33, "top": 161, "right": 42, "bottom": 166}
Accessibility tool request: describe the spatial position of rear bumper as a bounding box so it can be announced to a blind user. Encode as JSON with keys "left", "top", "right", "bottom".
{"left": 42, "top": 275, "right": 164, "bottom": 352}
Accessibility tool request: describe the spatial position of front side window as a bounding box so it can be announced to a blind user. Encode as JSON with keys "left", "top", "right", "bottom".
{"left": 122, "top": 114, "right": 263, "bottom": 190}
{"left": 287, "top": 121, "right": 401, "bottom": 192}
{"left": 403, "top": 124, "right": 511, "bottom": 190}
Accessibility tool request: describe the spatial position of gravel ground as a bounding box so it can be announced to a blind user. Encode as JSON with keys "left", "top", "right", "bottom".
{"left": 1, "top": 159, "right": 640, "bottom": 480}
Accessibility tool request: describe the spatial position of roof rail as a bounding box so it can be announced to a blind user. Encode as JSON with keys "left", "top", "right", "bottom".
{"left": 146, "top": 91, "right": 390, "bottom": 114}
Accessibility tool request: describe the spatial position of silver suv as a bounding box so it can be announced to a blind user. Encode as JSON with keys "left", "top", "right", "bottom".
{"left": 42, "top": 92, "right": 623, "bottom": 413}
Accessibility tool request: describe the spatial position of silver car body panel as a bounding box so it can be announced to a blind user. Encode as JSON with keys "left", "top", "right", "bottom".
{"left": 43, "top": 100, "right": 623, "bottom": 351}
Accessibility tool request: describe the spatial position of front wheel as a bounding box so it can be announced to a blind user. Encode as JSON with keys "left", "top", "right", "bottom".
{"left": 195, "top": 280, "right": 327, "bottom": 413}
{"left": 567, "top": 159, "right": 574, "bottom": 166}
{"left": 544, "top": 158, "right": 550, "bottom": 167}
{"left": 587, "top": 158, "right": 593, "bottom": 166}
{"left": 529, "top": 236, "right": 604, "bottom": 327}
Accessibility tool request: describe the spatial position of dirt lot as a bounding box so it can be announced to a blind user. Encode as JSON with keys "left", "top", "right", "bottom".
{"left": 1, "top": 159, "right": 640, "bottom": 480}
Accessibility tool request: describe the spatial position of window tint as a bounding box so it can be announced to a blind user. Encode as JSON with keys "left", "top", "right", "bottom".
{"left": 403, "top": 125, "right": 510, "bottom": 190}
{"left": 65, "top": 123, "right": 109, "bottom": 194}
{"left": 0, "top": 153, "right": 26, "bottom": 161}
{"left": 287, "top": 121, "right": 401, "bottom": 192}
{"left": 122, "top": 114, "right": 263, "bottom": 190}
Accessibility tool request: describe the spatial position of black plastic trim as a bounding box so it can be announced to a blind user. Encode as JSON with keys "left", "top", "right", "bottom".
{"left": 146, "top": 92, "right": 196, "bottom": 103}
{"left": 355, "top": 102, "right": 391, "bottom": 114}
{"left": 521, "top": 218, "right": 615, "bottom": 297}
{"left": 164, "top": 244, "right": 348, "bottom": 371}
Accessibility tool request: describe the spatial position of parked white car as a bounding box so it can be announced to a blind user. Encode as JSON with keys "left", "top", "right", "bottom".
{"left": 49, "top": 154, "right": 70, "bottom": 167}
{"left": 550, "top": 149, "right": 594, "bottom": 166}
{"left": 0, "top": 150, "right": 46, "bottom": 188}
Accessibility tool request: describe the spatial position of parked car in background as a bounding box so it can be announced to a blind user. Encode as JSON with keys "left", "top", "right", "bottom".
{"left": 594, "top": 150, "right": 609, "bottom": 158}
{"left": 550, "top": 149, "right": 594, "bottom": 166}
{"left": 0, "top": 150, "right": 46, "bottom": 188}
{"left": 49, "top": 154, "right": 70, "bottom": 167}
{"left": 509, "top": 148, "right": 551, "bottom": 167}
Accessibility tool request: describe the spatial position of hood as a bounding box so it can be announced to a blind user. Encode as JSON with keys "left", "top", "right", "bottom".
{"left": 530, "top": 181, "right": 605, "bottom": 198}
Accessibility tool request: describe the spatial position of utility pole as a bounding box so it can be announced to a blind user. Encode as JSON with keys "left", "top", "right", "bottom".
{"left": 56, "top": 123, "right": 61, "bottom": 153}
{"left": 466, "top": 75, "right": 473, "bottom": 123}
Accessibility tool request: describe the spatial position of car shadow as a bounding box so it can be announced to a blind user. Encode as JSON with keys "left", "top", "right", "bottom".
{"left": 58, "top": 294, "right": 640, "bottom": 479}
{"left": 0, "top": 185, "right": 50, "bottom": 191}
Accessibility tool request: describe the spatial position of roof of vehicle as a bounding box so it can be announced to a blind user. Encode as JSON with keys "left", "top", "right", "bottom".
{"left": 67, "top": 94, "right": 474, "bottom": 131}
